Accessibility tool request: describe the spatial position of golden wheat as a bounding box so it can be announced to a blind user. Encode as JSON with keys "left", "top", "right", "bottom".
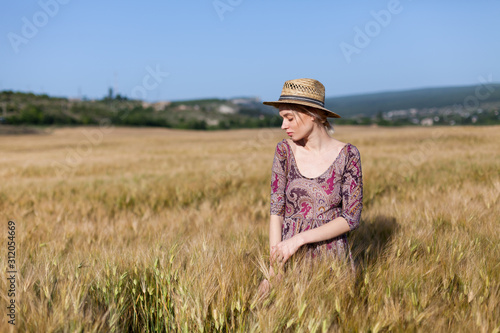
{"left": 0, "top": 125, "right": 498, "bottom": 332}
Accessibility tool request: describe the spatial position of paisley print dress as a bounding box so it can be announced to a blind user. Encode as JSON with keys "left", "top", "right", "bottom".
{"left": 270, "top": 139, "right": 363, "bottom": 265}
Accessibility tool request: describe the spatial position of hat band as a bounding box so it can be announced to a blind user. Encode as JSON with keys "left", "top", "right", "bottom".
{"left": 278, "top": 95, "right": 324, "bottom": 107}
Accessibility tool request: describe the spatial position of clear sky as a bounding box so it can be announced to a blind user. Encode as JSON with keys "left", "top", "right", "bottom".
{"left": 1, "top": 0, "right": 499, "bottom": 102}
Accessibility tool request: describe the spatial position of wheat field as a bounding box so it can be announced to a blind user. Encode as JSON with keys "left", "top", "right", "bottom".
{"left": 0, "top": 125, "right": 499, "bottom": 332}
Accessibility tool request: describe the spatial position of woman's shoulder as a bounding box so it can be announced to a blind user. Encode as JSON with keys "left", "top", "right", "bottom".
{"left": 275, "top": 139, "right": 290, "bottom": 158}
{"left": 276, "top": 138, "right": 289, "bottom": 149}
{"left": 343, "top": 143, "right": 362, "bottom": 165}
{"left": 325, "top": 138, "right": 357, "bottom": 158}
{"left": 344, "top": 142, "right": 360, "bottom": 153}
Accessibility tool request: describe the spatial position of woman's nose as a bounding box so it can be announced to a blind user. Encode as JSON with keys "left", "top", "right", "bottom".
{"left": 281, "top": 120, "right": 287, "bottom": 130}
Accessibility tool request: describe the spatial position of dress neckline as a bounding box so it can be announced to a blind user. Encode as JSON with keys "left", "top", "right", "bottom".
{"left": 283, "top": 139, "right": 349, "bottom": 180}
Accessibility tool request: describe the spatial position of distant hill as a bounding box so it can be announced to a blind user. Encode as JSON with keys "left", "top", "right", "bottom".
{"left": 1, "top": 84, "right": 499, "bottom": 130}
{"left": 324, "top": 84, "right": 500, "bottom": 118}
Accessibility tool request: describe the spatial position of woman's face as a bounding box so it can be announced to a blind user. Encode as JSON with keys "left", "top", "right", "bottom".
{"left": 279, "top": 104, "right": 315, "bottom": 141}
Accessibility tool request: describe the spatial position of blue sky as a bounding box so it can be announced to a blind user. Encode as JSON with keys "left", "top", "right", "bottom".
{"left": 1, "top": 0, "right": 499, "bottom": 101}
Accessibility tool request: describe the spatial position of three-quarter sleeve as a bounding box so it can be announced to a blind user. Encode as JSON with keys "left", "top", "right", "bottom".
{"left": 270, "top": 141, "right": 287, "bottom": 217}
{"left": 341, "top": 145, "right": 363, "bottom": 231}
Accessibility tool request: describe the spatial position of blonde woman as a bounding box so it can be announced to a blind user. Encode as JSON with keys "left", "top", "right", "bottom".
{"left": 258, "top": 78, "right": 363, "bottom": 295}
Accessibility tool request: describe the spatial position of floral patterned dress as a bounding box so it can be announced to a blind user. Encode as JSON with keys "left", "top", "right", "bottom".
{"left": 270, "top": 139, "right": 363, "bottom": 266}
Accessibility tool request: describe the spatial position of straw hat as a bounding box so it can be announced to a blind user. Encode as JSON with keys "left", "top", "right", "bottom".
{"left": 263, "top": 78, "right": 341, "bottom": 118}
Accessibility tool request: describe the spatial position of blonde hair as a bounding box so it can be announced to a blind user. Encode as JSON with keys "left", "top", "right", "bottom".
{"left": 285, "top": 104, "right": 335, "bottom": 136}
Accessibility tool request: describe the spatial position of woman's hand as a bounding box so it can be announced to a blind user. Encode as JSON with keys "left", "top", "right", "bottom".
{"left": 257, "top": 278, "right": 270, "bottom": 298}
{"left": 257, "top": 266, "right": 284, "bottom": 299}
{"left": 270, "top": 235, "right": 304, "bottom": 264}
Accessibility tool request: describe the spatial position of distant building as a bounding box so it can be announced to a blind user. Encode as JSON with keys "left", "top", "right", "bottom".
{"left": 152, "top": 101, "right": 171, "bottom": 111}
{"left": 386, "top": 109, "right": 410, "bottom": 119}
{"left": 218, "top": 105, "right": 236, "bottom": 114}
{"left": 206, "top": 119, "right": 220, "bottom": 126}
{"left": 421, "top": 118, "right": 433, "bottom": 126}
{"left": 230, "top": 97, "right": 260, "bottom": 105}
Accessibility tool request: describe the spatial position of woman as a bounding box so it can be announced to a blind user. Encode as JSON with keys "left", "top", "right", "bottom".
{"left": 258, "top": 78, "right": 363, "bottom": 295}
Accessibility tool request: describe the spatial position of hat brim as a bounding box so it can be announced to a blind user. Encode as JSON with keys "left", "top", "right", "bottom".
{"left": 263, "top": 100, "right": 341, "bottom": 118}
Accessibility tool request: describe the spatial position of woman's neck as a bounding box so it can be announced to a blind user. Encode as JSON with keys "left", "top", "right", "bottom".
{"left": 295, "top": 126, "right": 332, "bottom": 154}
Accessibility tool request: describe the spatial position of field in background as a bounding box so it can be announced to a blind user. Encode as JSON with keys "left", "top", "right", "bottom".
{"left": 0, "top": 125, "right": 499, "bottom": 332}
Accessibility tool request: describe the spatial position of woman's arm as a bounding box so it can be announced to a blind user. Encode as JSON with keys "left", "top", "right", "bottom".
{"left": 269, "top": 215, "right": 283, "bottom": 251}
{"left": 268, "top": 141, "right": 287, "bottom": 265}
{"left": 299, "top": 217, "right": 350, "bottom": 243}
{"left": 268, "top": 215, "right": 283, "bottom": 278}
{"left": 271, "top": 216, "right": 350, "bottom": 262}
{"left": 259, "top": 142, "right": 287, "bottom": 296}
{"left": 258, "top": 214, "right": 283, "bottom": 297}
{"left": 267, "top": 141, "right": 289, "bottom": 278}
